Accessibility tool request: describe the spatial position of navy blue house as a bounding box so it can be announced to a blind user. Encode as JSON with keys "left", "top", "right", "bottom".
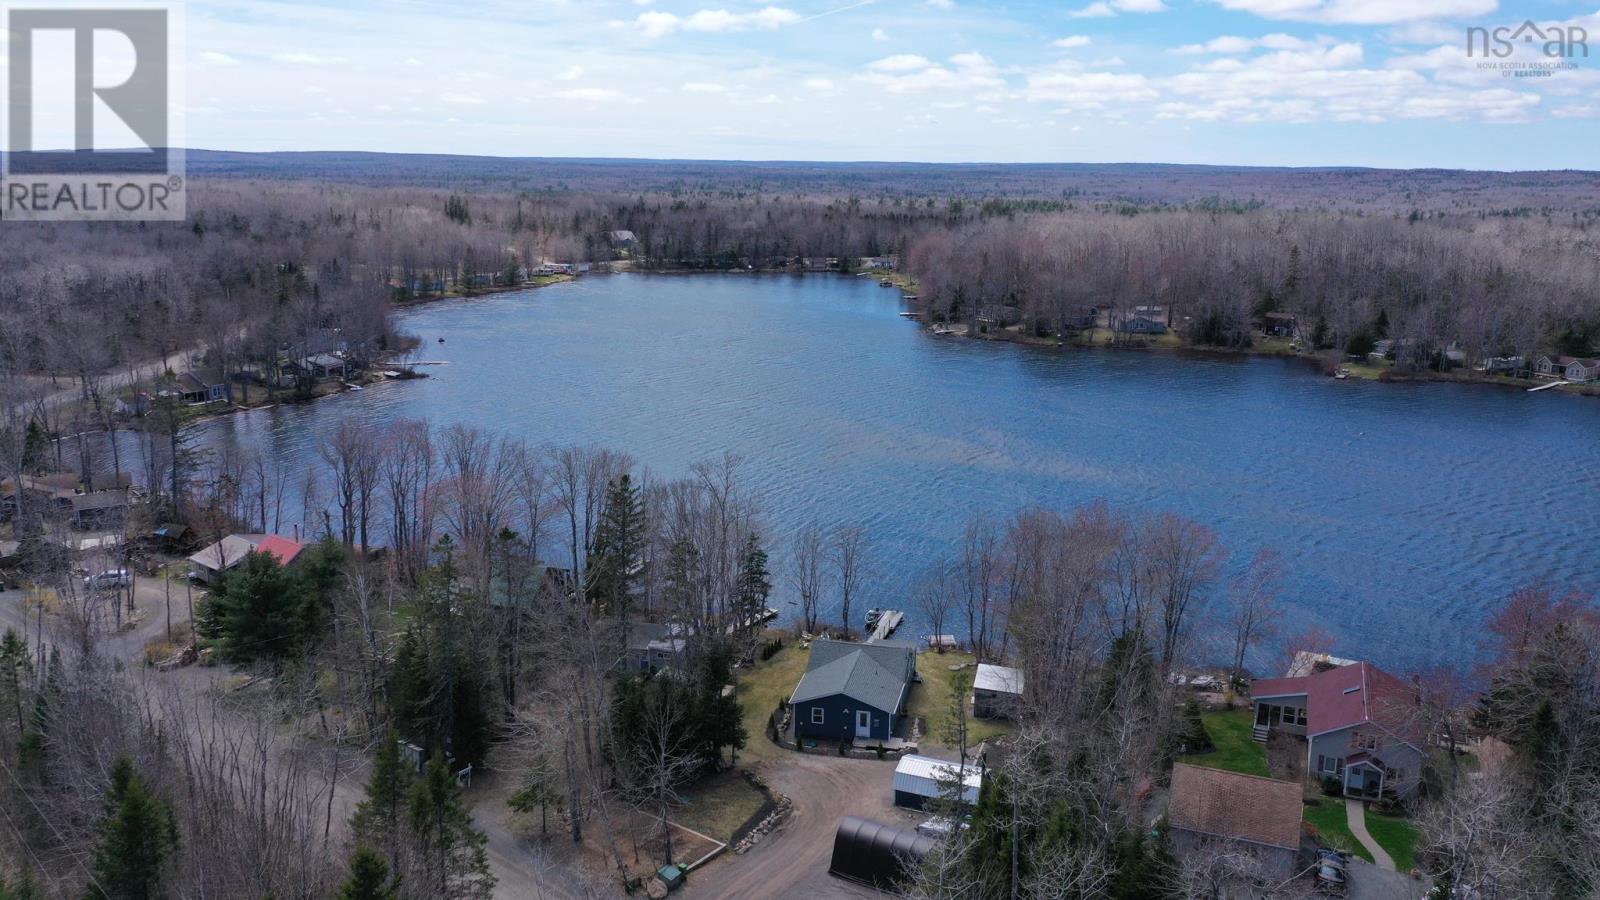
{"left": 790, "top": 639, "right": 917, "bottom": 744}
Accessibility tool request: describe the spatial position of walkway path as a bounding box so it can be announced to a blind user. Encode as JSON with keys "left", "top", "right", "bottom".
{"left": 1346, "top": 798, "right": 1396, "bottom": 871}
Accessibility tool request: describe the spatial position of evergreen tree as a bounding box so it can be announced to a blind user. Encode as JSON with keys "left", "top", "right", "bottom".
{"left": 338, "top": 847, "right": 401, "bottom": 900}
{"left": 588, "top": 474, "right": 642, "bottom": 619}
{"left": 409, "top": 753, "right": 494, "bottom": 900}
{"left": 86, "top": 757, "right": 179, "bottom": 900}
{"left": 1372, "top": 308, "right": 1390, "bottom": 339}
{"left": 352, "top": 730, "right": 412, "bottom": 871}
{"left": 21, "top": 420, "right": 48, "bottom": 475}
{"left": 0, "top": 628, "right": 31, "bottom": 738}
{"left": 204, "top": 551, "right": 305, "bottom": 661}
{"left": 735, "top": 534, "right": 771, "bottom": 625}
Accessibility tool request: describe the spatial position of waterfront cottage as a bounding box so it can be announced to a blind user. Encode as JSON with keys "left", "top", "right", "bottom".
{"left": 188, "top": 533, "right": 306, "bottom": 583}
{"left": 625, "top": 622, "right": 688, "bottom": 673}
{"left": 1251, "top": 659, "right": 1425, "bottom": 800}
{"left": 1168, "top": 763, "right": 1302, "bottom": 881}
{"left": 972, "top": 663, "right": 1024, "bottom": 719}
{"left": 176, "top": 370, "right": 228, "bottom": 405}
{"left": 1536, "top": 355, "right": 1600, "bottom": 381}
{"left": 790, "top": 638, "right": 917, "bottom": 744}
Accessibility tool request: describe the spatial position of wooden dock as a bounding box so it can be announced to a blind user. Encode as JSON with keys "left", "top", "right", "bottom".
{"left": 1528, "top": 380, "right": 1567, "bottom": 392}
{"left": 866, "top": 609, "right": 904, "bottom": 643}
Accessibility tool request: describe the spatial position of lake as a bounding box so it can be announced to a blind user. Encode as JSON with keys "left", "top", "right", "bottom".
{"left": 193, "top": 273, "right": 1600, "bottom": 669}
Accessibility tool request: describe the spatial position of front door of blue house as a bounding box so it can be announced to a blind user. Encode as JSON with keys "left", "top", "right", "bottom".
{"left": 855, "top": 709, "right": 872, "bottom": 738}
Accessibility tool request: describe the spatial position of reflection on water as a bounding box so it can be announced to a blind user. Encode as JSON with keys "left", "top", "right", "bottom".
{"left": 160, "top": 273, "right": 1600, "bottom": 667}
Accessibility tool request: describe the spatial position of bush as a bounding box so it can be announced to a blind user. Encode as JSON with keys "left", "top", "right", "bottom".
{"left": 1322, "top": 776, "right": 1344, "bottom": 797}
{"left": 759, "top": 637, "right": 784, "bottom": 661}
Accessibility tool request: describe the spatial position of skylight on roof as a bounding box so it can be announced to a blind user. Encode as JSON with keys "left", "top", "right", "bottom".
{"left": 1343, "top": 686, "right": 1360, "bottom": 694}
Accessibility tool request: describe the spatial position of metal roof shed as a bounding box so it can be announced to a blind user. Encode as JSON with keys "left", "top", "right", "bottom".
{"left": 828, "top": 816, "right": 937, "bottom": 890}
{"left": 892, "top": 754, "right": 981, "bottom": 810}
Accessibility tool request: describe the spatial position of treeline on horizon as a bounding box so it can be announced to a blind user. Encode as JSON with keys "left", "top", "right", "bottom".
{"left": 2, "top": 160, "right": 1599, "bottom": 402}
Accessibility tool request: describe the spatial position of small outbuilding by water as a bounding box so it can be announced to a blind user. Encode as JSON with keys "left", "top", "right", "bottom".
{"left": 972, "top": 663, "right": 1024, "bottom": 719}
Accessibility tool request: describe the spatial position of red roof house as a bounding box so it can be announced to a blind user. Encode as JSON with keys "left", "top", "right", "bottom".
{"left": 1250, "top": 660, "right": 1424, "bottom": 800}
{"left": 254, "top": 535, "right": 306, "bottom": 567}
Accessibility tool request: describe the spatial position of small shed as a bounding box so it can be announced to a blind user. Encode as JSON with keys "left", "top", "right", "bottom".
{"left": 892, "top": 754, "right": 981, "bottom": 811}
{"left": 828, "top": 816, "right": 936, "bottom": 891}
{"left": 972, "top": 663, "right": 1025, "bottom": 719}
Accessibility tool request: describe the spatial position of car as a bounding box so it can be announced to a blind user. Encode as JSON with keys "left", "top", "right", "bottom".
{"left": 1315, "top": 849, "right": 1349, "bottom": 889}
{"left": 84, "top": 569, "right": 132, "bottom": 591}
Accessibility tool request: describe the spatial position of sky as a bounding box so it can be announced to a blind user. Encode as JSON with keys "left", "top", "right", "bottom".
{"left": 11, "top": 0, "right": 1600, "bottom": 168}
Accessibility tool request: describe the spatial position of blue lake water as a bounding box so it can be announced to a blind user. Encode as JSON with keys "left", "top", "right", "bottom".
{"left": 194, "top": 273, "right": 1600, "bottom": 669}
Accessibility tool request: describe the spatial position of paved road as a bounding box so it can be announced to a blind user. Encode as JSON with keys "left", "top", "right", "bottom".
{"left": 1347, "top": 858, "right": 1427, "bottom": 900}
{"left": 683, "top": 752, "right": 901, "bottom": 900}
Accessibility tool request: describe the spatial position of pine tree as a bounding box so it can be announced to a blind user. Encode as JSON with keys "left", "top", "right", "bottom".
{"left": 338, "top": 847, "right": 401, "bottom": 900}
{"left": 588, "top": 474, "right": 642, "bottom": 619}
{"left": 0, "top": 628, "right": 32, "bottom": 738}
{"left": 206, "top": 551, "right": 305, "bottom": 661}
{"left": 352, "top": 730, "right": 412, "bottom": 872}
{"left": 86, "top": 757, "right": 179, "bottom": 900}
{"left": 735, "top": 534, "right": 771, "bottom": 626}
{"left": 409, "top": 754, "right": 494, "bottom": 900}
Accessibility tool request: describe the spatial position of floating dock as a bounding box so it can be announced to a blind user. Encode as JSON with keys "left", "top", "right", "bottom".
{"left": 865, "top": 609, "right": 904, "bottom": 643}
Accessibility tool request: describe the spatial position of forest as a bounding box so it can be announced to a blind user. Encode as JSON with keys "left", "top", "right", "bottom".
{"left": 0, "top": 156, "right": 1597, "bottom": 898}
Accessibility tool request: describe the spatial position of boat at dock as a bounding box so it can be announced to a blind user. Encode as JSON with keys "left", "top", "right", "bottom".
{"left": 878, "top": 279, "right": 894, "bottom": 287}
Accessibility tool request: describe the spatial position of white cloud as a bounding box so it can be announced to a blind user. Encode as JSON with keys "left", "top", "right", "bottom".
{"left": 555, "top": 87, "right": 628, "bottom": 102}
{"left": 1052, "top": 35, "right": 1093, "bottom": 48}
{"left": 633, "top": 6, "right": 803, "bottom": 37}
{"left": 872, "top": 28, "right": 890, "bottom": 41}
{"left": 1552, "top": 105, "right": 1596, "bottom": 118}
{"left": 863, "top": 52, "right": 1004, "bottom": 94}
{"left": 1070, "top": 0, "right": 1166, "bottom": 16}
{"left": 556, "top": 65, "right": 584, "bottom": 81}
{"left": 1209, "top": 0, "right": 1497, "bottom": 25}
{"left": 274, "top": 51, "right": 346, "bottom": 65}
{"left": 803, "top": 77, "right": 835, "bottom": 90}
{"left": 635, "top": 11, "right": 682, "bottom": 38}
{"left": 869, "top": 54, "right": 934, "bottom": 72}
{"left": 1383, "top": 22, "right": 1460, "bottom": 44}
{"left": 442, "top": 91, "right": 487, "bottom": 105}
{"left": 404, "top": 57, "right": 423, "bottom": 68}
{"left": 683, "top": 81, "right": 729, "bottom": 92}
{"left": 199, "top": 51, "right": 239, "bottom": 66}
{"left": 926, "top": 0, "right": 954, "bottom": 7}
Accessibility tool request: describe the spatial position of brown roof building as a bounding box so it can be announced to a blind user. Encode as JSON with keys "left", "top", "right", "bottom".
{"left": 1168, "top": 763, "right": 1303, "bottom": 880}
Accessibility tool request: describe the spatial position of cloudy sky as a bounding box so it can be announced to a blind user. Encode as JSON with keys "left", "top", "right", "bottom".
{"left": 37, "top": 0, "right": 1600, "bottom": 168}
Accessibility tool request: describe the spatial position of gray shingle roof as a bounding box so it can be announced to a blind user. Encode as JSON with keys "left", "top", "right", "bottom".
{"left": 791, "top": 639, "right": 915, "bottom": 713}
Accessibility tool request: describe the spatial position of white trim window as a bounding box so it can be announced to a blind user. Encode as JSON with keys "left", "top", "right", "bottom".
{"left": 810, "top": 707, "right": 825, "bottom": 725}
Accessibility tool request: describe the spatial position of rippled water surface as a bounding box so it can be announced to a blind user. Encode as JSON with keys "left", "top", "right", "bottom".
{"left": 194, "top": 274, "right": 1600, "bottom": 667}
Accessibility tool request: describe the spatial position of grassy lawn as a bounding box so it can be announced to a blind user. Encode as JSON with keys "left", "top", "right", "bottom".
{"left": 910, "top": 652, "right": 1010, "bottom": 750}
{"left": 1181, "top": 710, "right": 1269, "bottom": 778}
{"left": 671, "top": 770, "right": 770, "bottom": 844}
{"left": 1366, "top": 809, "right": 1420, "bottom": 872}
{"left": 1303, "top": 798, "right": 1373, "bottom": 862}
{"left": 733, "top": 638, "right": 810, "bottom": 764}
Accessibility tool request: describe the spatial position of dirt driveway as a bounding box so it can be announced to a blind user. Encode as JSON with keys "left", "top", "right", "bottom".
{"left": 682, "top": 752, "right": 909, "bottom": 900}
